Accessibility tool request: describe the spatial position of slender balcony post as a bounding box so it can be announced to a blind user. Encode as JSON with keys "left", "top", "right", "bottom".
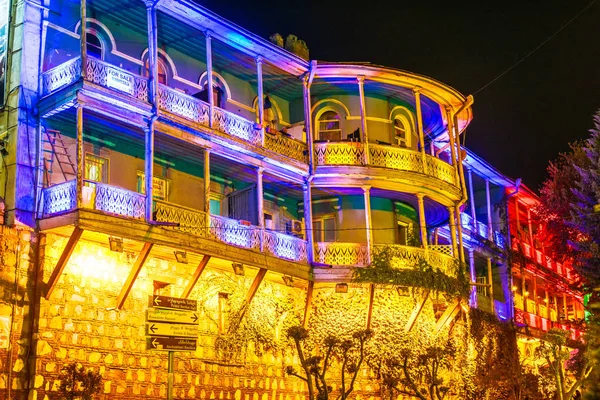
{"left": 357, "top": 76, "right": 370, "bottom": 164}
{"left": 521, "top": 268, "right": 527, "bottom": 313}
{"left": 256, "top": 56, "right": 265, "bottom": 146}
{"left": 303, "top": 76, "right": 315, "bottom": 172}
{"left": 257, "top": 167, "right": 265, "bottom": 251}
{"left": 487, "top": 258, "right": 495, "bottom": 314}
{"left": 363, "top": 186, "right": 373, "bottom": 264}
{"left": 445, "top": 107, "right": 460, "bottom": 184}
{"left": 203, "top": 149, "right": 211, "bottom": 216}
{"left": 76, "top": 104, "right": 84, "bottom": 209}
{"left": 563, "top": 293, "right": 568, "bottom": 321}
{"left": 145, "top": 0, "right": 158, "bottom": 107}
{"left": 455, "top": 204, "right": 465, "bottom": 263}
{"left": 515, "top": 198, "right": 521, "bottom": 235}
{"left": 80, "top": 0, "right": 87, "bottom": 79}
{"left": 448, "top": 206, "right": 458, "bottom": 257}
{"left": 144, "top": 122, "right": 155, "bottom": 221}
{"left": 416, "top": 193, "right": 428, "bottom": 249}
{"left": 485, "top": 179, "right": 493, "bottom": 240}
{"left": 545, "top": 287, "right": 551, "bottom": 320}
{"left": 413, "top": 87, "right": 427, "bottom": 173}
{"left": 532, "top": 274, "right": 538, "bottom": 317}
{"left": 467, "top": 167, "right": 478, "bottom": 234}
{"left": 468, "top": 249, "right": 477, "bottom": 307}
{"left": 526, "top": 208, "right": 534, "bottom": 247}
{"left": 302, "top": 181, "right": 314, "bottom": 264}
{"left": 205, "top": 30, "right": 214, "bottom": 128}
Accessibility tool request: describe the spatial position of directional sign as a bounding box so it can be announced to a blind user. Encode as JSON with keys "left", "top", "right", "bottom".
{"left": 148, "top": 337, "right": 197, "bottom": 351}
{"left": 147, "top": 308, "right": 198, "bottom": 325}
{"left": 147, "top": 322, "right": 198, "bottom": 338}
{"left": 150, "top": 295, "right": 197, "bottom": 311}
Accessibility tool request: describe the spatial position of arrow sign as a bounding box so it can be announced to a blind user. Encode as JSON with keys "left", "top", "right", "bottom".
{"left": 151, "top": 295, "right": 197, "bottom": 311}
{"left": 147, "top": 308, "right": 198, "bottom": 325}
{"left": 148, "top": 337, "right": 197, "bottom": 351}
{"left": 146, "top": 322, "right": 198, "bottom": 338}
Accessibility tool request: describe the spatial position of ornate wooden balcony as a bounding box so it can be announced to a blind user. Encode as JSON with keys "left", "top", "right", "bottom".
{"left": 314, "top": 242, "right": 369, "bottom": 266}
{"left": 376, "top": 244, "right": 458, "bottom": 278}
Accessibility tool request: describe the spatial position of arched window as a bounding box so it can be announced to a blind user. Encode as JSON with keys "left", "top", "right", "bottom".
{"left": 394, "top": 118, "right": 409, "bottom": 147}
{"left": 86, "top": 33, "right": 103, "bottom": 59}
{"left": 143, "top": 59, "right": 167, "bottom": 85}
{"left": 318, "top": 111, "right": 341, "bottom": 141}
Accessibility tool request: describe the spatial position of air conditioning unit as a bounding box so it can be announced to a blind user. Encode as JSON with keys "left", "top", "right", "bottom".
{"left": 286, "top": 219, "right": 304, "bottom": 237}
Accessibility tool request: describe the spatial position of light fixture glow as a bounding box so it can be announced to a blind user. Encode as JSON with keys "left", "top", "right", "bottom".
{"left": 108, "top": 237, "right": 123, "bottom": 252}
{"left": 282, "top": 275, "right": 294, "bottom": 287}
{"left": 335, "top": 283, "right": 348, "bottom": 293}
{"left": 174, "top": 250, "right": 188, "bottom": 264}
{"left": 396, "top": 286, "right": 409, "bottom": 296}
{"left": 232, "top": 263, "right": 245, "bottom": 276}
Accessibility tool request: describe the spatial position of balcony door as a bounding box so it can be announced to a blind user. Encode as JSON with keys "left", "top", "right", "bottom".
{"left": 313, "top": 215, "right": 336, "bottom": 242}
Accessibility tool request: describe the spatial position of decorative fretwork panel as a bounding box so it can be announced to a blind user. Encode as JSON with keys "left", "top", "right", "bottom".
{"left": 42, "top": 58, "right": 82, "bottom": 95}
{"left": 429, "top": 244, "right": 454, "bottom": 257}
{"left": 86, "top": 58, "right": 149, "bottom": 102}
{"left": 213, "top": 107, "right": 261, "bottom": 145}
{"left": 264, "top": 231, "right": 308, "bottom": 262}
{"left": 375, "top": 244, "right": 457, "bottom": 277}
{"left": 94, "top": 183, "right": 146, "bottom": 219}
{"left": 154, "top": 201, "right": 208, "bottom": 238}
{"left": 264, "top": 133, "right": 308, "bottom": 163}
{"left": 314, "top": 143, "right": 365, "bottom": 165}
{"left": 369, "top": 144, "right": 424, "bottom": 173}
{"left": 314, "top": 242, "right": 369, "bottom": 266}
{"left": 425, "top": 156, "right": 457, "bottom": 186}
{"left": 158, "top": 84, "right": 210, "bottom": 124}
{"left": 42, "top": 180, "right": 77, "bottom": 216}
{"left": 210, "top": 215, "right": 261, "bottom": 250}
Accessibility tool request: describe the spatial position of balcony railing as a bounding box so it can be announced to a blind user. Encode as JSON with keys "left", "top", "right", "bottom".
{"left": 209, "top": 215, "right": 262, "bottom": 250}
{"left": 86, "top": 58, "right": 149, "bottom": 102}
{"left": 315, "top": 142, "right": 459, "bottom": 187}
{"left": 41, "top": 180, "right": 77, "bottom": 216}
{"left": 376, "top": 244, "right": 457, "bottom": 278}
{"left": 158, "top": 84, "right": 210, "bottom": 124}
{"left": 154, "top": 200, "right": 209, "bottom": 237}
{"left": 314, "top": 242, "right": 369, "bottom": 266}
{"left": 212, "top": 106, "right": 261, "bottom": 145}
{"left": 264, "top": 132, "right": 308, "bottom": 163}
{"left": 42, "top": 57, "right": 82, "bottom": 95}
{"left": 264, "top": 230, "right": 308, "bottom": 262}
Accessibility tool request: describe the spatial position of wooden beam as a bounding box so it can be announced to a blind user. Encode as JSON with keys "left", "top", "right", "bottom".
{"left": 366, "top": 283, "right": 375, "bottom": 329}
{"left": 181, "top": 255, "right": 210, "bottom": 299}
{"left": 45, "top": 227, "right": 84, "bottom": 299}
{"left": 404, "top": 290, "right": 430, "bottom": 333}
{"left": 238, "top": 268, "right": 267, "bottom": 321}
{"left": 116, "top": 242, "right": 153, "bottom": 310}
{"left": 303, "top": 280, "right": 314, "bottom": 328}
{"left": 435, "top": 299, "right": 460, "bottom": 334}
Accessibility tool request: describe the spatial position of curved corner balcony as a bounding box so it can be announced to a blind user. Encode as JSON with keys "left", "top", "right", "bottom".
{"left": 40, "top": 180, "right": 308, "bottom": 264}
{"left": 41, "top": 57, "right": 308, "bottom": 164}
{"left": 314, "top": 142, "right": 459, "bottom": 194}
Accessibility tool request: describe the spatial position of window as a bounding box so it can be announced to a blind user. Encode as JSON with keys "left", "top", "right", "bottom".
{"left": 209, "top": 196, "right": 222, "bottom": 216}
{"left": 397, "top": 221, "right": 410, "bottom": 245}
{"left": 86, "top": 33, "right": 103, "bottom": 59}
{"left": 394, "top": 118, "right": 408, "bottom": 147}
{"left": 264, "top": 212, "right": 274, "bottom": 230}
{"left": 143, "top": 60, "right": 167, "bottom": 85}
{"left": 137, "top": 171, "right": 169, "bottom": 201}
{"left": 318, "top": 111, "right": 342, "bottom": 141}
{"left": 84, "top": 154, "right": 108, "bottom": 183}
{"left": 312, "top": 215, "right": 336, "bottom": 242}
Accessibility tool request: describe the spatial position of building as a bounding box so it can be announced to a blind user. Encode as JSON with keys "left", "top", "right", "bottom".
{"left": 0, "top": 0, "right": 581, "bottom": 398}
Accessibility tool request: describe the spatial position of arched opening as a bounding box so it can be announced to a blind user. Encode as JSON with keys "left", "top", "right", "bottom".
{"left": 86, "top": 33, "right": 103, "bottom": 59}
{"left": 143, "top": 58, "right": 168, "bottom": 85}
{"left": 394, "top": 118, "right": 409, "bottom": 148}
{"left": 317, "top": 110, "right": 342, "bottom": 141}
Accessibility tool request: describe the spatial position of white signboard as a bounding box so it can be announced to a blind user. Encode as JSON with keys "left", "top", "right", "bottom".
{"left": 146, "top": 322, "right": 198, "bottom": 338}
{"left": 107, "top": 68, "right": 134, "bottom": 95}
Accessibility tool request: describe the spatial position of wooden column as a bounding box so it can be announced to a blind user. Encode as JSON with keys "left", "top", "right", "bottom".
{"left": 527, "top": 208, "right": 534, "bottom": 247}
{"left": 357, "top": 76, "right": 370, "bottom": 164}
{"left": 467, "top": 167, "right": 478, "bottom": 234}
{"left": 455, "top": 204, "right": 465, "bottom": 263}
{"left": 363, "top": 186, "right": 373, "bottom": 264}
{"left": 116, "top": 242, "right": 153, "bottom": 309}
{"left": 468, "top": 249, "right": 477, "bottom": 307}
{"left": 448, "top": 206, "right": 458, "bottom": 257}
{"left": 445, "top": 107, "right": 459, "bottom": 185}
{"left": 76, "top": 104, "right": 84, "bottom": 208}
{"left": 563, "top": 293, "right": 568, "bottom": 321}
{"left": 238, "top": 268, "right": 267, "bottom": 321}
{"left": 145, "top": 0, "right": 158, "bottom": 107}
{"left": 303, "top": 75, "right": 315, "bottom": 172}
{"left": 203, "top": 150, "right": 211, "bottom": 219}
{"left": 303, "top": 182, "right": 314, "bottom": 263}
{"left": 416, "top": 193, "right": 428, "bottom": 249}
{"left": 485, "top": 179, "right": 493, "bottom": 240}
{"left": 545, "top": 287, "right": 551, "bottom": 320}
{"left": 532, "top": 275, "right": 538, "bottom": 316}
{"left": 80, "top": 0, "right": 87, "bottom": 79}
{"left": 413, "top": 87, "right": 427, "bottom": 173}
{"left": 257, "top": 167, "right": 264, "bottom": 251}
{"left": 181, "top": 255, "right": 210, "bottom": 299}
{"left": 205, "top": 30, "right": 214, "bottom": 128}
{"left": 487, "top": 258, "right": 495, "bottom": 314}
{"left": 521, "top": 269, "right": 527, "bottom": 313}
{"left": 46, "top": 227, "right": 84, "bottom": 299}
{"left": 144, "top": 122, "right": 154, "bottom": 221}
{"left": 256, "top": 56, "right": 265, "bottom": 146}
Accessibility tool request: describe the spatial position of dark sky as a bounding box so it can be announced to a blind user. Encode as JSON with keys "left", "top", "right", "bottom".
{"left": 196, "top": 0, "right": 600, "bottom": 191}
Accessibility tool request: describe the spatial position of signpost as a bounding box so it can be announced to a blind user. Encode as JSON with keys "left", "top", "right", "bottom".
{"left": 146, "top": 295, "right": 198, "bottom": 400}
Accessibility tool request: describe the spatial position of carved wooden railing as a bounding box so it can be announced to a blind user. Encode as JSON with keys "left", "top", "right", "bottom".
{"left": 369, "top": 144, "right": 424, "bottom": 173}
{"left": 209, "top": 215, "right": 261, "bottom": 251}
{"left": 314, "top": 142, "right": 366, "bottom": 165}
{"left": 264, "top": 230, "right": 308, "bottom": 262}
{"left": 41, "top": 180, "right": 77, "bottom": 217}
{"left": 424, "top": 154, "right": 456, "bottom": 186}
{"left": 428, "top": 244, "right": 454, "bottom": 257}
{"left": 375, "top": 244, "right": 457, "bottom": 278}
{"left": 42, "top": 57, "right": 82, "bottom": 95}
{"left": 314, "top": 242, "right": 369, "bottom": 266}
{"left": 213, "top": 106, "right": 261, "bottom": 145}
{"left": 264, "top": 133, "right": 308, "bottom": 163}
{"left": 86, "top": 58, "right": 149, "bottom": 102}
{"left": 91, "top": 182, "right": 146, "bottom": 219}
{"left": 154, "top": 201, "right": 209, "bottom": 237}
{"left": 158, "top": 84, "right": 210, "bottom": 124}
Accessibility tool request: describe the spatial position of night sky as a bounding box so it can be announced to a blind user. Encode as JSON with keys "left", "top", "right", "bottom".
{"left": 195, "top": 0, "right": 600, "bottom": 191}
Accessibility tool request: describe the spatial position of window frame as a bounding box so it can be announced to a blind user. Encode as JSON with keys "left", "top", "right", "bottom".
{"left": 85, "top": 31, "right": 104, "bottom": 60}
{"left": 84, "top": 153, "right": 109, "bottom": 184}
{"left": 393, "top": 118, "right": 409, "bottom": 148}
{"left": 312, "top": 214, "right": 337, "bottom": 242}
{"left": 317, "top": 110, "right": 342, "bottom": 142}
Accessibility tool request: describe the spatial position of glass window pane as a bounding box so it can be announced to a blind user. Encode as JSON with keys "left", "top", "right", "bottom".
{"left": 324, "top": 218, "right": 335, "bottom": 242}
{"left": 312, "top": 220, "right": 322, "bottom": 242}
